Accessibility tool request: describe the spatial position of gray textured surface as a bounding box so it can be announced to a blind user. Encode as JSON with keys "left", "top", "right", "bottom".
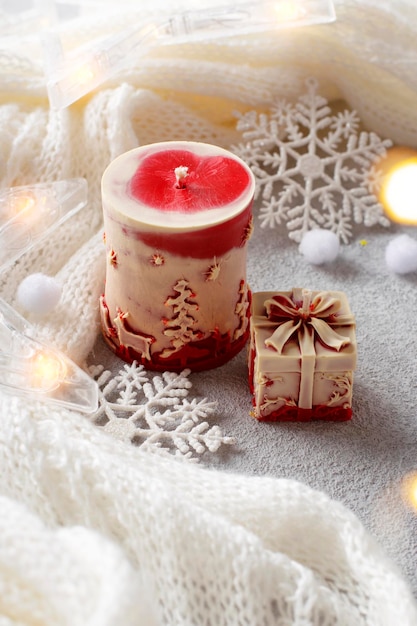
{"left": 92, "top": 218, "right": 417, "bottom": 598}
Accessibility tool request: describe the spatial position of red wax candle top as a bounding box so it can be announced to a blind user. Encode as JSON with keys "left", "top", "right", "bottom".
{"left": 102, "top": 141, "right": 256, "bottom": 231}
{"left": 128, "top": 149, "right": 251, "bottom": 213}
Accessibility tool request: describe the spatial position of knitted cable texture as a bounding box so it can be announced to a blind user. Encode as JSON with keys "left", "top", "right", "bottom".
{"left": 1, "top": 1, "right": 417, "bottom": 624}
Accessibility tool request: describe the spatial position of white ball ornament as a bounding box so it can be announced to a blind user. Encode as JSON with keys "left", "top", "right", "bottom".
{"left": 299, "top": 229, "right": 340, "bottom": 265}
{"left": 385, "top": 234, "right": 417, "bottom": 274}
{"left": 17, "top": 273, "right": 62, "bottom": 316}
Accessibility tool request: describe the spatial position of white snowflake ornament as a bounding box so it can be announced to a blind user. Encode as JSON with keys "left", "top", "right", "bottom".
{"left": 233, "top": 78, "right": 393, "bottom": 243}
{"left": 89, "top": 361, "right": 234, "bottom": 461}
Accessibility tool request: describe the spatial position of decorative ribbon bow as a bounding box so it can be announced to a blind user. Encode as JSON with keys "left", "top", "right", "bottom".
{"left": 264, "top": 288, "right": 354, "bottom": 354}
{"left": 261, "top": 288, "right": 355, "bottom": 410}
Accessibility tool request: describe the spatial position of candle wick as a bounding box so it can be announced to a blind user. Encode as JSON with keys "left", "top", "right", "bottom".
{"left": 174, "top": 165, "right": 189, "bottom": 189}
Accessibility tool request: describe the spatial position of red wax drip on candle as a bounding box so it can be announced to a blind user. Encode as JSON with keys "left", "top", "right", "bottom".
{"left": 128, "top": 149, "right": 250, "bottom": 212}
{"left": 121, "top": 203, "right": 253, "bottom": 259}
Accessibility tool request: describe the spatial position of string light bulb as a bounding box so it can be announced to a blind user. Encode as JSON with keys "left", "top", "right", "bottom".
{"left": 8, "top": 192, "right": 36, "bottom": 216}
{"left": 377, "top": 147, "right": 417, "bottom": 225}
{"left": 401, "top": 472, "right": 417, "bottom": 514}
{"left": 29, "top": 349, "right": 65, "bottom": 392}
{"left": 44, "top": 0, "right": 336, "bottom": 109}
{"left": 0, "top": 297, "right": 98, "bottom": 413}
{"left": 0, "top": 178, "right": 88, "bottom": 271}
{"left": 272, "top": 1, "right": 302, "bottom": 21}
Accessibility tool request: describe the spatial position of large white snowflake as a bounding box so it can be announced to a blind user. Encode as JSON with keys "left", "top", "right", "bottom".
{"left": 88, "top": 362, "right": 234, "bottom": 461}
{"left": 233, "top": 77, "right": 393, "bottom": 243}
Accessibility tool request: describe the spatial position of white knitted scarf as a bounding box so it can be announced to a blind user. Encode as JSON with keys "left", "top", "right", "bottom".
{"left": 1, "top": 1, "right": 417, "bottom": 624}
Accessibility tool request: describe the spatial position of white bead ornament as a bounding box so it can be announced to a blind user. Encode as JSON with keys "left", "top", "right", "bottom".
{"left": 385, "top": 234, "right": 417, "bottom": 274}
{"left": 299, "top": 229, "right": 340, "bottom": 265}
{"left": 17, "top": 273, "right": 62, "bottom": 316}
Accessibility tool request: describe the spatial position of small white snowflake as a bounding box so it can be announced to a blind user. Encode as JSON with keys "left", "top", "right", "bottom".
{"left": 233, "top": 77, "right": 393, "bottom": 243}
{"left": 88, "top": 362, "right": 234, "bottom": 461}
{"left": 150, "top": 252, "right": 165, "bottom": 266}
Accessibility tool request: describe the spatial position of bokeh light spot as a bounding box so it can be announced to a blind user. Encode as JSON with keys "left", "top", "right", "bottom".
{"left": 401, "top": 472, "right": 417, "bottom": 513}
{"left": 378, "top": 147, "right": 417, "bottom": 225}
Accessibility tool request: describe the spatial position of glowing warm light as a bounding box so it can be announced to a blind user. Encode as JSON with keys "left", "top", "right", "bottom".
{"left": 6, "top": 192, "right": 48, "bottom": 240}
{"left": 381, "top": 160, "right": 417, "bottom": 224}
{"left": 74, "top": 64, "right": 95, "bottom": 86}
{"left": 30, "top": 351, "right": 65, "bottom": 392}
{"left": 401, "top": 473, "right": 417, "bottom": 513}
{"left": 273, "top": 1, "right": 301, "bottom": 21}
{"left": 0, "top": 179, "right": 87, "bottom": 272}
{"left": 378, "top": 147, "right": 417, "bottom": 225}
{"left": 9, "top": 193, "right": 36, "bottom": 218}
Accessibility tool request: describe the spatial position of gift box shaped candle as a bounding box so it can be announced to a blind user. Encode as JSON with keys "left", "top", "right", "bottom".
{"left": 100, "top": 141, "right": 255, "bottom": 372}
{"left": 249, "top": 288, "right": 357, "bottom": 421}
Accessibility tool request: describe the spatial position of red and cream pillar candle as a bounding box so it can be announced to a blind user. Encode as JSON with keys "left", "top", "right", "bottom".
{"left": 100, "top": 141, "right": 256, "bottom": 372}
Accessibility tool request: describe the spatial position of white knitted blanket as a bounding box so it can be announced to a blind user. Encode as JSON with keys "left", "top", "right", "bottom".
{"left": 1, "top": 1, "right": 417, "bottom": 624}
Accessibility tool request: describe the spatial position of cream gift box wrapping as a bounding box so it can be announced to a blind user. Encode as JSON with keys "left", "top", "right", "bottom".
{"left": 249, "top": 288, "right": 357, "bottom": 421}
